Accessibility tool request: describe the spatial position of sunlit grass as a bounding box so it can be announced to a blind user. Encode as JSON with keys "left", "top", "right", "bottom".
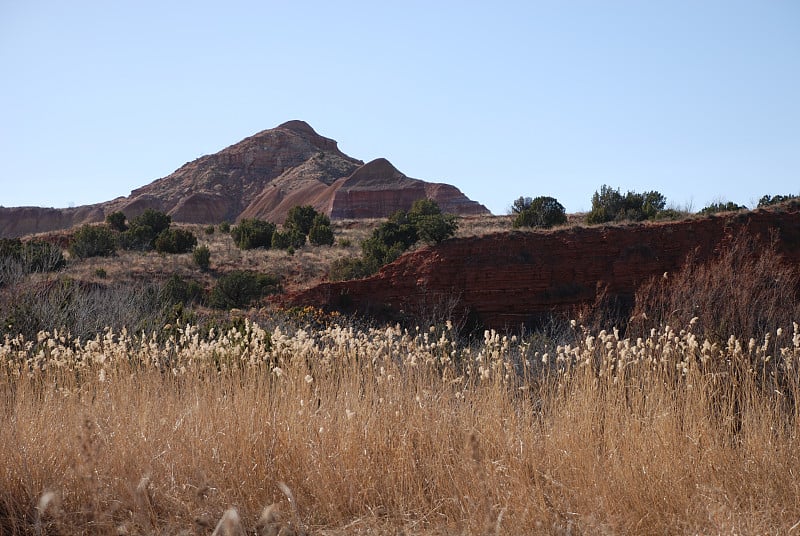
{"left": 3, "top": 317, "right": 800, "bottom": 534}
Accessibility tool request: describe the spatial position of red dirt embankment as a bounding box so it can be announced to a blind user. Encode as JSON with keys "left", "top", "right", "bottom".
{"left": 283, "top": 206, "right": 800, "bottom": 330}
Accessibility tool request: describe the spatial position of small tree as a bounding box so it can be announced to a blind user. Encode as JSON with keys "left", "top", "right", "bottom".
{"left": 69, "top": 225, "right": 117, "bottom": 258}
{"left": 271, "top": 229, "right": 306, "bottom": 250}
{"left": 131, "top": 209, "right": 171, "bottom": 236}
{"left": 510, "top": 196, "right": 533, "bottom": 214}
{"left": 120, "top": 209, "right": 172, "bottom": 251}
{"left": 154, "top": 228, "right": 197, "bottom": 254}
{"left": 588, "top": 185, "right": 666, "bottom": 224}
{"left": 415, "top": 213, "right": 457, "bottom": 243}
{"left": 308, "top": 214, "right": 335, "bottom": 246}
{"left": 209, "top": 270, "right": 280, "bottom": 309}
{"left": 284, "top": 205, "right": 319, "bottom": 236}
{"left": 758, "top": 194, "right": 799, "bottom": 208}
{"left": 513, "top": 196, "right": 567, "bottom": 229}
{"left": 193, "top": 245, "right": 211, "bottom": 271}
{"left": 105, "top": 211, "right": 127, "bottom": 232}
{"left": 699, "top": 201, "right": 746, "bottom": 215}
{"left": 231, "top": 219, "right": 276, "bottom": 250}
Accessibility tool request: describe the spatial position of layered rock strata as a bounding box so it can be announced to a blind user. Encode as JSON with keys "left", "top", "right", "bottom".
{"left": 0, "top": 120, "right": 489, "bottom": 237}
{"left": 282, "top": 207, "right": 800, "bottom": 331}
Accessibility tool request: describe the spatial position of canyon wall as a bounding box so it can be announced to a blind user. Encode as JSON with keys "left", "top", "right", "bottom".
{"left": 283, "top": 207, "right": 800, "bottom": 330}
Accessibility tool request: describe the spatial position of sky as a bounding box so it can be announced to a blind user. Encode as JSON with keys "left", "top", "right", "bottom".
{"left": 1, "top": 1, "right": 798, "bottom": 215}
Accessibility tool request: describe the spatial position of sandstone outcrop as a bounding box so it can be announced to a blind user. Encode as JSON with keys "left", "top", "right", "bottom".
{"left": 283, "top": 206, "right": 800, "bottom": 331}
{"left": 0, "top": 120, "right": 489, "bottom": 238}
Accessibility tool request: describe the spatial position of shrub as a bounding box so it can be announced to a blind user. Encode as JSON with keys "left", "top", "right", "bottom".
{"left": 284, "top": 205, "right": 319, "bottom": 236}
{"left": 414, "top": 213, "right": 458, "bottom": 243}
{"left": 17, "top": 239, "right": 65, "bottom": 273}
{"left": 510, "top": 196, "right": 533, "bottom": 214}
{"left": 271, "top": 229, "right": 306, "bottom": 250}
{"left": 329, "top": 257, "right": 381, "bottom": 282}
{"left": 94, "top": 268, "right": 107, "bottom": 278}
{"left": 131, "top": 209, "right": 171, "bottom": 236}
{"left": 328, "top": 200, "right": 457, "bottom": 281}
{"left": 308, "top": 214, "right": 335, "bottom": 246}
{"left": 0, "top": 239, "right": 65, "bottom": 287}
{"left": 218, "top": 221, "right": 231, "bottom": 233}
{"left": 162, "top": 274, "right": 204, "bottom": 305}
{"left": 512, "top": 196, "right": 567, "bottom": 229}
{"left": 193, "top": 245, "right": 211, "bottom": 271}
{"left": 204, "top": 225, "right": 216, "bottom": 235}
{"left": 69, "top": 225, "right": 117, "bottom": 258}
{"left": 209, "top": 270, "right": 280, "bottom": 309}
{"left": 231, "top": 219, "right": 276, "bottom": 250}
{"left": 587, "top": 185, "right": 666, "bottom": 224}
{"left": 154, "top": 228, "right": 197, "bottom": 254}
{"left": 119, "top": 209, "right": 172, "bottom": 251}
{"left": 118, "top": 224, "right": 155, "bottom": 251}
{"left": 338, "top": 238, "right": 352, "bottom": 248}
{"left": 699, "top": 201, "right": 746, "bottom": 215}
{"left": 758, "top": 194, "right": 799, "bottom": 208}
{"left": 632, "top": 231, "right": 800, "bottom": 343}
{"left": 105, "top": 211, "right": 128, "bottom": 232}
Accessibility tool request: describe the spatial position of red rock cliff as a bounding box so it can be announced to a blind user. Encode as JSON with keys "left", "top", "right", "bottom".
{"left": 283, "top": 207, "right": 800, "bottom": 330}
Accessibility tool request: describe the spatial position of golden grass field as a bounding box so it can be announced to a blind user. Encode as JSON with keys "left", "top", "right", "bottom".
{"left": 3, "top": 213, "right": 800, "bottom": 534}
{"left": 3, "top": 316, "right": 800, "bottom": 534}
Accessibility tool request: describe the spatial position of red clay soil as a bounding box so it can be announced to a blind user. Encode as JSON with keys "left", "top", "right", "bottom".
{"left": 281, "top": 206, "right": 800, "bottom": 331}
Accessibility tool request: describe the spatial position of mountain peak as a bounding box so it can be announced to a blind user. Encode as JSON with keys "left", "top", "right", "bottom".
{"left": 277, "top": 120, "right": 319, "bottom": 136}
{"left": 0, "top": 122, "right": 490, "bottom": 237}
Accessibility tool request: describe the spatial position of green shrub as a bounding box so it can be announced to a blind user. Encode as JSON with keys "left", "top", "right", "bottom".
{"left": 119, "top": 209, "right": 173, "bottom": 251}
{"left": 308, "top": 214, "right": 335, "bottom": 246}
{"left": 20, "top": 240, "right": 65, "bottom": 272}
{"left": 118, "top": 224, "right": 155, "bottom": 251}
{"left": 204, "top": 225, "right": 216, "bottom": 235}
{"left": 587, "top": 185, "right": 666, "bottom": 224}
{"left": 69, "top": 225, "right": 117, "bottom": 258}
{"left": 154, "top": 228, "right": 197, "bottom": 254}
{"left": 414, "top": 213, "right": 458, "bottom": 243}
{"left": 511, "top": 196, "right": 533, "bottom": 214}
{"left": 338, "top": 238, "right": 353, "bottom": 248}
{"left": 105, "top": 211, "right": 128, "bottom": 232}
{"left": 193, "top": 245, "right": 211, "bottom": 271}
{"left": 758, "top": 194, "right": 799, "bottom": 208}
{"left": 231, "top": 219, "right": 276, "bottom": 250}
{"left": 329, "top": 257, "right": 381, "bottom": 282}
{"left": 512, "top": 196, "right": 567, "bottom": 229}
{"left": 0, "top": 239, "right": 65, "bottom": 286}
{"left": 699, "top": 201, "right": 746, "bottom": 215}
{"left": 271, "top": 229, "right": 305, "bottom": 250}
{"left": 327, "top": 200, "right": 457, "bottom": 282}
{"left": 94, "top": 268, "right": 107, "bottom": 278}
{"left": 218, "top": 221, "right": 231, "bottom": 233}
{"left": 284, "top": 205, "right": 319, "bottom": 236}
{"left": 209, "top": 270, "right": 280, "bottom": 309}
{"left": 132, "top": 209, "right": 171, "bottom": 235}
{"left": 162, "top": 274, "right": 204, "bottom": 305}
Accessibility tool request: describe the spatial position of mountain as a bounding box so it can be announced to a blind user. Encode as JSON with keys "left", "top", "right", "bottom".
{"left": 0, "top": 120, "right": 489, "bottom": 238}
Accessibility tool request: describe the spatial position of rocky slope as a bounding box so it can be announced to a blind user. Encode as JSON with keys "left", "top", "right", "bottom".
{"left": 0, "top": 120, "right": 489, "bottom": 238}
{"left": 282, "top": 206, "right": 800, "bottom": 331}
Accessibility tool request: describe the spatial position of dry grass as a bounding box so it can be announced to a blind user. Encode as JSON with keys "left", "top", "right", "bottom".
{"left": 3, "top": 318, "right": 800, "bottom": 534}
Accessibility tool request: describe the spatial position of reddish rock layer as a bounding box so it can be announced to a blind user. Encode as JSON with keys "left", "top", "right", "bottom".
{"left": 0, "top": 121, "right": 489, "bottom": 237}
{"left": 283, "top": 207, "right": 800, "bottom": 330}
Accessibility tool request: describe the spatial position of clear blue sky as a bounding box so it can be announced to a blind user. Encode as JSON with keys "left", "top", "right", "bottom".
{"left": 1, "top": 1, "right": 798, "bottom": 215}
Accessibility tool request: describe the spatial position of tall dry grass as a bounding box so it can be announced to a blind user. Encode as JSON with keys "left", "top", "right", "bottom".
{"left": 3, "top": 317, "right": 800, "bottom": 534}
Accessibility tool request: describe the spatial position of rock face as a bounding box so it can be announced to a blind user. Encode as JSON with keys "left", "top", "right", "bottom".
{"left": 282, "top": 207, "right": 800, "bottom": 331}
{"left": 0, "top": 120, "right": 489, "bottom": 238}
